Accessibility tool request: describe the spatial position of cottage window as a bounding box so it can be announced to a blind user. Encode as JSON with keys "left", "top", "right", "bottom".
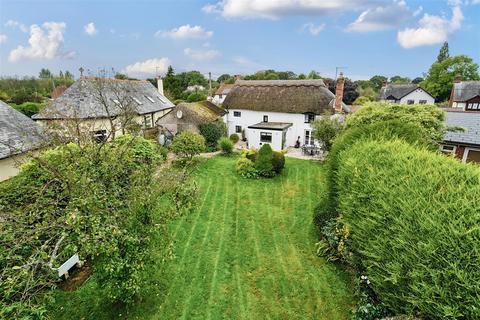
{"left": 440, "top": 145, "right": 456, "bottom": 154}
{"left": 419, "top": 100, "right": 427, "bottom": 104}
{"left": 466, "top": 103, "right": 479, "bottom": 110}
{"left": 235, "top": 125, "right": 242, "bottom": 133}
{"left": 263, "top": 115, "right": 268, "bottom": 122}
{"left": 219, "top": 94, "right": 223, "bottom": 99}
{"left": 93, "top": 130, "right": 107, "bottom": 143}
{"left": 463, "top": 148, "right": 480, "bottom": 164}
{"left": 233, "top": 111, "right": 241, "bottom": 117}
{"left": 407, "top": 100, "right": 415, "bottom": 105}
{"left": 304, "top": 113, "right": 315, "bottom": 123}
{"left": 144, "top": 115, "right": 153, "bottom": 128}
{"left": 260, "top": 132, "right": 272, "bottom": 143}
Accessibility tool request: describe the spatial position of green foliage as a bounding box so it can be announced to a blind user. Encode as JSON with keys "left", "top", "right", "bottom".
{"left": 423, "top": 55, "right": 480, "bottom": 102}
{"left": 334, "top": 139, "right": 480, "bottom": 319}
{"left": 312, "top": 112, "right": 344, "bottom": 151}
{"left": 186, "top": 92, "right": 207, "bottom": 103}
{"left": 160, "top": 66, "right": 208, "bottom": 100}
{"left": 255, "top": 144, "right": 274, "bottom": 177}
{"left": 271, "top": 151, "right": 285, "bottom": 173}
{"left": 235, "top": 157, "right": 259, "bottom": 179}
{"left": 436, "top": 41, "right": 450, "bottom": 63}
{"left": 389, "top": 75, "right": 411, "bottom": 84}
{"left": 368, "top": 75, "right": 388, "bottom": 91}
{"left": 0, "top": 136, "right": 165, "bottom": 318}
{"left": 345, "top": 102, "right": 445, "bottom": 143}
{"left": 242, "top": 148, "right": 258, "bottom": 162}
{"left": 229, "top": 133, "right": 239, "bottom": 143}
{"left": 198, "top": 120, "right": 227, "bottom": 151}
{"left": 11, "top": 102, "right": 45, "bottom": 118}
{"left": 171, "top": 130, "right": 206, "bottom": 159}
{"left": 352, "top": 96, "right": 373, "bottom": 105}
{"left": 218, "top": 137, "right": 234, "bottom": 155}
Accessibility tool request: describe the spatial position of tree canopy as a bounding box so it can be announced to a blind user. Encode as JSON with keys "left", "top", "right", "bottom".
{"left": 436, "top": 41, "right": 450, "bottom": 63}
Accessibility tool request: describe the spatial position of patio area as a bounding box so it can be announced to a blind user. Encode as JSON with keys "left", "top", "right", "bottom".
{"left": 285, "top": 146, "right": 325, "bottom": 161}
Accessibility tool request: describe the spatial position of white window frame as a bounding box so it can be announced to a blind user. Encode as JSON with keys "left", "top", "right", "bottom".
{"left": 260, "top": 132, "right": 272, "bottom": 143}
{"left": 235, "top": 125, "right": 242, "bottom": 133}
{"left": 462, "top": 147, "right": 480, "bottom": 163}
{"left": 440, "top": 144, "right": 456, "bottom": 154}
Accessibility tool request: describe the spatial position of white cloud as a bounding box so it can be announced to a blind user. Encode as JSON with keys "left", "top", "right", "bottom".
{"left": 5, "top": 20, "right": 28, "bottom": 32}
{"left": 184, "top": 48, "right": 221, "bottom": 60}
{"left": 8, "top": 22, "right": 76, "bottom": 62}
{"left": 84, "top": 22, "right": 98, "bottom": 36}
{"left": 155, "top": 24, "right": 213, "bottom": 39}
{"left": 347, "top": 1, "right": 412, "bottom": 32}
{"left": 123, "top": 57, "right": 171, "bottom": 78}
{"left": 302, "top": 23, "right": 325, "bottom": 35}
{"left": 397, "top": 4, "right": 463, "bottom": 48}
{"left": 0, "top": 34, "right": 7, "bottom": 44}
{"left": 202, "top": 0, "right": 376, "bottom": 19}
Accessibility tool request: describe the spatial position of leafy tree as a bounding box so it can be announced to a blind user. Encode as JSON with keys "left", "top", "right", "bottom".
{"left": 186, "top": 92, "right": 206, "bottom": 102}
{"left": 423, "top": 55, "right": 480, "bottom": 102}
{"left": 312, "top": 112, "right": 344, "bottom": 151}
{"left": 369, "top": 75, "right": 388, "bottom": 91}
{"left": 324, "top": 78, "right": 359, "bottom": 105}
{"left": 412, "top": 77, "right": 424, "bottom": 84}
{"left": 307, "top": 70, "right": 321, "bottom": 79}
{"left": 255, "top": 144, "right": 274, "bottom": 177}
{"left": 436, "top": 41, "right": 450, "bottom": 63}
{"left": 389, "top": 75, "right": 411, "bottom": 84}
{"left": 171, "top": 130, "right": 206, "bottom": 159}
{"left": 199, "top": 120, "right": 227, "bottom": 151}
{"left": 38, "top": 68, "right": 52, "bottom": 79}
{"left": 114, "top": 73, "right": 128, "bottom": 80}
{"left": 64, "top": 71, "right": 74, "bottom": 79}
{"left": 217, "top": 74, "right": 233, "bottom": 83}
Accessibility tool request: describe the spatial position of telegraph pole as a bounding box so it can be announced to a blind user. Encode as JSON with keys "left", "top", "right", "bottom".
{"left": 208, "top": 72, "right": 212, "bottom": 97}
{"left": 335, "top": 66, "right": 348, "bottom": 81}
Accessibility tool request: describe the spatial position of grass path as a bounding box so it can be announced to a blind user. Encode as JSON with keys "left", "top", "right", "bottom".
{"left": 152, "top": 156, "right": 354, "bottom": 319}
{"left": 49, "top": 156, "right": 354, "bottom": 319}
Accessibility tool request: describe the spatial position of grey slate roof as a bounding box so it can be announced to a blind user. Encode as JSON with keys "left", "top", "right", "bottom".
{"left": 452, "top": 81, "right": 480, "bottom": 102}
{"left": 248, "top": 122, "right": 293, "bottom": 131}
{"left": 443, "top": 111, "right": 480, "bottom": 146}
{"left": 379, "top": 84, "right": 432, "bottom": 100}
{"left": 223, "top": 79, "right": 349, "bottom": 114}
{"left": 0, "top": 100, "right": 45, "bottom": 159}
{"left": 33, "top": 78, "right": 174, "bottom": 120}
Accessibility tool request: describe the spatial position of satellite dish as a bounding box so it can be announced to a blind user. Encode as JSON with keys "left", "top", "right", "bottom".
{"left": 176, "top": 110, "right": 183, "bottom": 119}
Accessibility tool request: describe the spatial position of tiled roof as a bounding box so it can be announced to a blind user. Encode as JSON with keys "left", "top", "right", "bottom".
{"left": 0, "top": 100, "right": 45, "bottom": 159}
{"left": 33, "top": 78, "right": 174, "bottom": 120}
{"left": 379, "top": 84, "right": 432, "bottom": 100}
{"left": 452, "top": 81, "right": 480, "bottom": 102}
{"left": 215, "top": 83, "right": 234, "bottom": 95}
{"left": 444, "top": 110, "right": 480, "bottom": 146}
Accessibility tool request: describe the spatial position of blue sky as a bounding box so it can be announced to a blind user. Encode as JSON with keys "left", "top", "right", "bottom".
{"left": 0, "top": 0, "right": 479, "bottom": 80}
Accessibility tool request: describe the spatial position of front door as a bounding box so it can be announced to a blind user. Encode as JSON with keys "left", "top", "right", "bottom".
{"left": 304, "top": 130, "right": 314, "bottom": 145}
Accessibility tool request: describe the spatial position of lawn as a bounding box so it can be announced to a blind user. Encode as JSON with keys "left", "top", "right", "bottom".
{"left": 50, "top": 156, "right": 354, "bottom": 319}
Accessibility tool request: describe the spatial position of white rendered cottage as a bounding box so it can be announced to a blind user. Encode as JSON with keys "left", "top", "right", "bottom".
{"left": 222, "top": 79, "right": 349, "bottom": 150}
{"left": 379, "top": 84, "right": 435, "bottom": 105}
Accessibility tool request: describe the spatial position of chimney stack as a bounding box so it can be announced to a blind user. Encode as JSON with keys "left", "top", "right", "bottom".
{"left": 335, "top": 72, "right": 345, "bottom": 113}
{"left": 157, "top": 77, "right": 164, "bottom": 96}
{"left": 448, "top": 74, "right": 462, "bottom": 108}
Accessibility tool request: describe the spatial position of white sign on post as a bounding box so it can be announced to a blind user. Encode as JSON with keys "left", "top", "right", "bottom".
{"left": 57, "top": 254, "right": 80, "bottom": 277}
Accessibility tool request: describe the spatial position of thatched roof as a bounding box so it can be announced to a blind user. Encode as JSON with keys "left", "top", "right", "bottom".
{"left": 379, "top": 84, "right": 433, "bottom": 100}
{"left": 223, "top": 80, "right": 342, "bottom": 114}
{"left": 0, "top": 100, "right": 45, "bottom": 159}
{"left": 33, "top": 77, "right": 174, "bottom": 120}
{"left": 452, "top": 81, "right": 480, "bottom": 102}
{"left": 158, "top": 101, "right": 226, "bottom": 126}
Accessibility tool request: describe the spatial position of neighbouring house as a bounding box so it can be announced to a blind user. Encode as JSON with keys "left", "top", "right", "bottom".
{"left": 379, "top": 84, "right": 435, "bottom": 105}
{"left": 33, "top": 77, "right": 174, "bottom": 141}
{"left": 156, "top": 100, "right": 226, "bottom": 139}
{"left": 448, "top": 80, "right": 480, "bottom": 110}
{"left": 0, "top": 100, "right": 45, "bottom": 181}
{"left": 212, "top": 83, "right": 234, "bottom": 105}
{"left": 441, "top": 109, "right": 480, "bottom": 164}
{"left": 223, "top": 77, "right": 349, "bottom": 150}
{"left": 51, "top": 85, "right": 68, "bottom": 99}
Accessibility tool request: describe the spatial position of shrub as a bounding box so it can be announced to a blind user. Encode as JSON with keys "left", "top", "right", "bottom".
{"left": 242, "top": 148, "right": 258, "bottom": 162}
{"left": 171, "top": 130, "right": 206, "bottom": 160}
{"left": 159, "top": 145, "right": 168, "bottom": 160}
{"left": 255, "top": 144, "right": 274, "bottom": 177}
{"left": 199, "top": 120, "right": 227, "bottom": 151}
{"left": 312, "top": 112, "right": 344, "bottom": 151}
{"left": 218, "top": 137, "right": 233, "bottom": 155}
{"left": 272, "top": 151, "right": 285, "bottom": 173}
{"left": 334, "top": 139, "right": 480, "bottom": 319}
{"left": 186, "top": 92, "right": 207, "bottom": 102}
{"left": 235, "top": 157, "right": 258, "bottom": 179}
{"left": 229, "top": 133, "right": 239, "bottom": 143}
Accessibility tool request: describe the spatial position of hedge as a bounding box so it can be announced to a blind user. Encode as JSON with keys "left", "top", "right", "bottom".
{"left": 335, "top": 139, "right": 480, "bottom": 319}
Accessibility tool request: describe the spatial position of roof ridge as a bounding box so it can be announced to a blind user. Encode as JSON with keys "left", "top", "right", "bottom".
{"left": 80, "top": 76, "right": 148, "bottom": 83}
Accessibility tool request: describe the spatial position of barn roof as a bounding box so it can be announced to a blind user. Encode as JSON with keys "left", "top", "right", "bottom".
{"left": 0, "top": 100, "right": 45, "bottom": 159}
{"left": 444, "top": 110, "right": 480, "bottom": 146}
{"left": 452, "top": 81, "right": 480, "bottom": 102}
{"left": 379, "top": 84, "right": 434, "bottom": 100}
{"left": 223, "top": 80, "right": 346, "bottom": 114}
{"left": 33, "top": 77, "right": 174, "bottom": 120}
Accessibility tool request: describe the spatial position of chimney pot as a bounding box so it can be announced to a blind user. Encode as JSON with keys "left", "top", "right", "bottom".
{"left": 334, "top": 73, "right": 345, "bottom": 113}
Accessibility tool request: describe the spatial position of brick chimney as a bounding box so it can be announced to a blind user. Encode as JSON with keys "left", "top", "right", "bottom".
{"left": 448, "top": 74, "right": 462, "bottom": 108}
{"left": 157, "top": 77, "right": 164, "bottom": 96}
{"left": 334, "top": 72, "right": 345, "bottom": 113}
{"left": 234, "top": 74, "right": 242, "bottom": 81}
